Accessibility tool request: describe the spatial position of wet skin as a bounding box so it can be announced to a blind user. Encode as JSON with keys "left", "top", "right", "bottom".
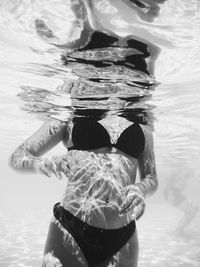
{"left": 9, "top": 118, "right": 157, "bottom": 267}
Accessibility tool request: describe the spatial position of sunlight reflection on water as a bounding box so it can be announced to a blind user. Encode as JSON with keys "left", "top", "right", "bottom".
{"left": 0, "top": 0, "right": 200, "bottom": 266}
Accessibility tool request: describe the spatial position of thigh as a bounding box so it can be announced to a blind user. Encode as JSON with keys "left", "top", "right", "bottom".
{"left": 42, "top": 217, "right": 88, "bottom": 267}
{"left": 118, "top": 227, "right": 139, "bottom": 267}
{"left": 95, "top": 227, "right": 139, "bottom": 267}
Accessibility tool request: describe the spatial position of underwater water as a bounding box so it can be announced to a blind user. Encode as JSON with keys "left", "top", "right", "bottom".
{"left": 0, "top": 0, "right": 200, "bottom": 266}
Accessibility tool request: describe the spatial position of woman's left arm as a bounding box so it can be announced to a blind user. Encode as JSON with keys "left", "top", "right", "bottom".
{"left": 119, "top": 125, "right": 158, "bottom": 217}
{"left": 135, "top": 124, "right": 158, "bottom": 198}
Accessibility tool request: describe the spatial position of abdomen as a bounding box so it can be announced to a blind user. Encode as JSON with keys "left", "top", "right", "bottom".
{"left": 61, "top": 150, "right": 137, "bottom": 228}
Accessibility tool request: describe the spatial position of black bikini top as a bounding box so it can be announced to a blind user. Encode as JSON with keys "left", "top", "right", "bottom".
{"left": 68, "top": 119, "right": 145, "bottom": 158}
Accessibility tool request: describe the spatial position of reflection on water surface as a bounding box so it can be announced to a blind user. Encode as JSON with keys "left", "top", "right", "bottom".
{"left": 0, "top": 0, "right": 200, "bottom": 266}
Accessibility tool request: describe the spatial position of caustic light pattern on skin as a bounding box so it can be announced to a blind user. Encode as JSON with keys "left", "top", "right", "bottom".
{"left": 43, "top": 218, "right": 88, "bottom": 266}
{"left": 61, "top": 150, "right": 134, "bottom": 222}
{"left": 42, "top": 252, "right": 63, "bottom": 267}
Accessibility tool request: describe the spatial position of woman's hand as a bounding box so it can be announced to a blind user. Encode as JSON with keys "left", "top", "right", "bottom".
{"left": 119, "top": 185, "right": 145, "bottom": 220}
{"left": 34, "top": 156, "right": 70, "bottom": 180}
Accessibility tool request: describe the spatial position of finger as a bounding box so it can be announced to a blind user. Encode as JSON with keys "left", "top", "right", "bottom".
{"left": 50, "top": 162, "right": 63, "bottom": 179}
{"left": 55, "top": 161, "right": 70, "bottom": 179}
{"left": 134, "top": 202, "right": 146, "bottom": 220}
{"left": 132, "top": 196, "right": 144, "bottom": 208}
{"left": 60, "top": 162, "right": 70, "bottom": 174}
{"left": 119, "top": 195, "right": 136, "bottom": 214}
{"left": 119, "top": 185, "right": 140, "bottom": 198}
{"left": 60, "top": 155, "right": 69, "bottom": 163}
{"left": 119, "top": 191, "right": 139, "bottom": 209}
{"left": 52, "top": 157, "right": 70, "bottom": 175}
{"left": 124, "top": 197, "right": 142, "bottom": 214}
{"left": 48, "top": 158, "right": 68, "bottom": 179}
{"left": 39, "top": 166, "right": 52, "bottom": 177}
{"left": 54, "top": 157, "right": 66, "bottom": 167}
{"left": 55, "top": 165, "right": 66, "bottom": 180}
{"left": 35, "top": 161, "right": 51, "bottom": 177}
{"left": 120, "top": 197, "right": 142, "bottom": 215}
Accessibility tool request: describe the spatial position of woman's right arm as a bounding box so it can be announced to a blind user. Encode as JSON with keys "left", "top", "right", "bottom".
{"left": 9, "top": 120, "right": 68, "bottom": 175}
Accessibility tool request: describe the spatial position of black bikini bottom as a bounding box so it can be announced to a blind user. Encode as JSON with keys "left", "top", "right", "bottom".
{"left": 53, "top": 202, "right": 136, "bottom": 266}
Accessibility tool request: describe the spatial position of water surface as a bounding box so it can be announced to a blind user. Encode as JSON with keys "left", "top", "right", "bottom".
{"left": 0, "top": 0, "right": 200, "bottom": 266}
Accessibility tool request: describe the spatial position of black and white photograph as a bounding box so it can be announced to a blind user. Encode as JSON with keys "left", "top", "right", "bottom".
{"left": 0, "top": 0, "right": 200, "bottom": 266}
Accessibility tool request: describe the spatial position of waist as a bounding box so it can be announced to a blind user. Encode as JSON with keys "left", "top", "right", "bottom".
{"left": 68, "top": 145, "right": 138, "bottom": 159}
{"left": 54, "top": 202, "right": 135, "bottom": 230}
{"left": 66, "top": 147, "right": 139, "bottom": 169}
{"left": 61, "top": 195, "right": 135, "bottom": 228}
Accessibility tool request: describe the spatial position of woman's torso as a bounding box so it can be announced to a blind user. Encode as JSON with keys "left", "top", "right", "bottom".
{"left": 60, "top": 116, "right": 145, "bottom": 229}
{"left": 61, "top": 149, "right": 137, "bottom": 229}
{"left": 56, "top": 1, "right": 153, "bottom": 230}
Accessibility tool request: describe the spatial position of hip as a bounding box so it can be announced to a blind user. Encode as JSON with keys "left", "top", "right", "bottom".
{"left": 60, "top": 198, "right": 134, "bottom": 229}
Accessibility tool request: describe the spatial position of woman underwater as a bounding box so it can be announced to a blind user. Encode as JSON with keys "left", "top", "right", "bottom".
{"left": 9, "top": 110, "right": 157, "bottom": 267}
{"left": 9, "top": 0, "right": 161, "bottom": 266}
